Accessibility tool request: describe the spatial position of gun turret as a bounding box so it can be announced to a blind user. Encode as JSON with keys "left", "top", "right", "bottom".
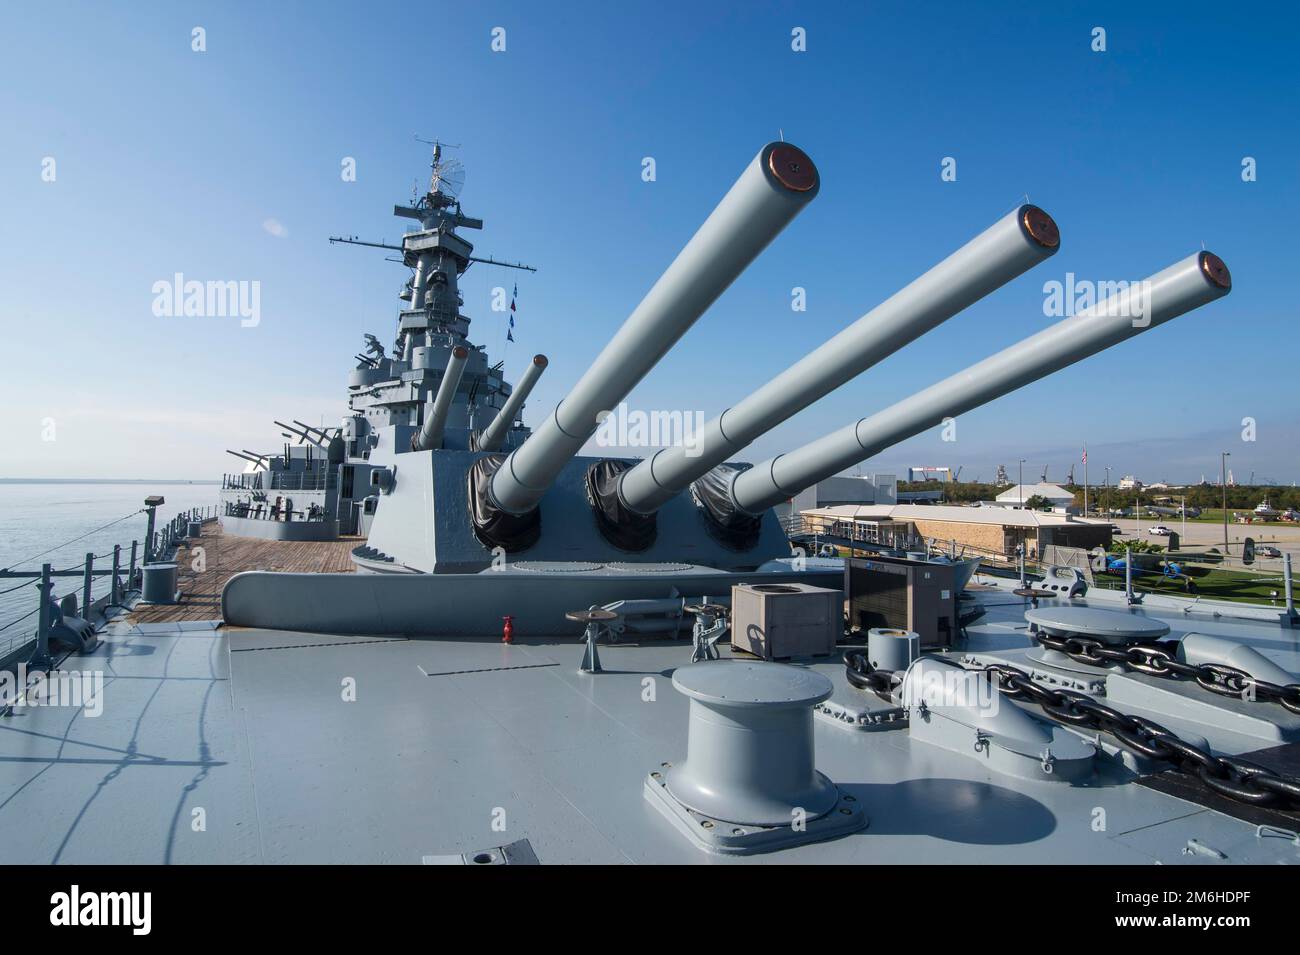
{"left": 615, "top": 204, "right": 1061, "bottom": 515}
{"left": 487, "top": 141, "right": 820, "bottom": 516}
{"left": 412, "top": 346, "right": 469, "bottom": 451}
{"left": 274, "top": 420, "right": 327, "bottom": 449}
{"left": 226, "top": 449, "right": 266, "bottom": 468}
{"left": 477, "top": 354, "right": 548, "bottom": 452}
{"left": 727, "top": 251, "right": 1231, "bottom": 514}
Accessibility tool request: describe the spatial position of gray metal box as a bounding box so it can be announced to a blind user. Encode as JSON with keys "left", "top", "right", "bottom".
{"left": 730, "top": 582, "right": 841, "bottom": 660}
{"left": 844, "top": 555, "right": 958, "bottom": 648}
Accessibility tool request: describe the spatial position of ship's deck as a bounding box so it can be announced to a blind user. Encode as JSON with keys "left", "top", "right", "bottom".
{"left": 3, "top": 585, "right": 1299, "bottom": 864}
{"left": 127, "top": 523, "right": 357, "bottom": 625}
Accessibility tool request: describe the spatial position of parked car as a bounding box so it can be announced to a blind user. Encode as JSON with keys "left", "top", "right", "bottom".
{"left": 1255, "top": 545, "right": 1282, "bottom": 559}
{"left": 1148, "top": 525, "right": 1173, "bottom": 536}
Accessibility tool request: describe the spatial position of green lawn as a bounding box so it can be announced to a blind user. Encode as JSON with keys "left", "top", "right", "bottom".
{"left": 1094, "top": 566, "right": 1289, "bottom": 605}
{"left": 1175, "top": 508, "right": 1293, "bottom": 527}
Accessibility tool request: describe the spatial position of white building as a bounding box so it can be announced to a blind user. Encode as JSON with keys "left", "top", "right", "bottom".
{"left": 775, "top": 474, "right": 898, "bottom": 524}
{"left": 1117, "top": 475, "right": 1142, "bottom": 491}
{"left": 992, "top": 482, "right": 1076, "bottom": 512}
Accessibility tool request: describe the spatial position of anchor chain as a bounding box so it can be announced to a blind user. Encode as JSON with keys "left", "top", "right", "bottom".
{"left": 842, "top": 648, "right": 897, "bottom": 697}
{"left": 842, "top": 649, "right": 1300, "bottom": 811}
{"left": 1033, "top": 632, "right": 1300, "bottom": 715}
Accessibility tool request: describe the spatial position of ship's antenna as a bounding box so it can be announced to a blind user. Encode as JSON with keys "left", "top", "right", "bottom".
{"left": 415, "top": 135, "right": 464, "bottom": 198}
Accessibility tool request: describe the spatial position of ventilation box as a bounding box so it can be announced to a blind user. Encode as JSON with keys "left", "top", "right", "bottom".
{"left": 729, "top": 582, "right": 841, "bottom": 660}
{"left": 844, "top": 555, "right": 957, "bottom": 648}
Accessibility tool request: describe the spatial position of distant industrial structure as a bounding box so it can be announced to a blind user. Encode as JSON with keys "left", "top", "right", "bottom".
{"left": 908, "top": 465, "right": 954, "bottom": 483}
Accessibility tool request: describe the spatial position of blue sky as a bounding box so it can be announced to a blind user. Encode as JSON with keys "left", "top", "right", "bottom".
{"left": 1, "top": 1, "right": 1295, "bottom": 484}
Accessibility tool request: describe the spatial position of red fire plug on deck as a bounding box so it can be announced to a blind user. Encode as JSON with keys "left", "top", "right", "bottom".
{"left": 502, "top": 615, "right": 514, "bottom": 645}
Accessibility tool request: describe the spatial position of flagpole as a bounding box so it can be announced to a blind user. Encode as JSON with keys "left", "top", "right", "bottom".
{"left": 1083, "top": 446, "right": 1089, "bottom": 518}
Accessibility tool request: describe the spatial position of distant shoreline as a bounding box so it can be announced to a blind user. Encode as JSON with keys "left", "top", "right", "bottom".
{"left": 0, "top": 479, "right": 221, "bottom": 485}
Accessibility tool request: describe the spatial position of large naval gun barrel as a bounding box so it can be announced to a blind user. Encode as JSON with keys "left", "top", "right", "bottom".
{"left": 730, "top": 251, "right": 1232, "bottom": 514}
{"left": 412, "top": 345, "right": 469, "bottom": 451}
{"left": 616, "top": 205, "right": 1061, "bottom": 514}
{"left": 477, "top": 354, "right": 548, "bottom": 452}
{"left": 488, "top": 142, "right": 820, "bottom": 515}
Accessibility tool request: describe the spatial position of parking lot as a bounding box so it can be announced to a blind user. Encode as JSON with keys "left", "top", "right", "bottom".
{"left": 1115, "top": 515, "right": 1300, "bottom": 568}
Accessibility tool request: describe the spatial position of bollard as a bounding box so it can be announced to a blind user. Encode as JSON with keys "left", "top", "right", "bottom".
{"left": 82, "top": 552, "right": 94, "bottom": 617}
{"left": 142, "top": 562, "right": 179, "bottom": 604}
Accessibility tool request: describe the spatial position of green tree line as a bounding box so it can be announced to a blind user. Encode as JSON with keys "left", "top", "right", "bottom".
{"left": 898, "top": 481, "right": 1300, "bottom": 512}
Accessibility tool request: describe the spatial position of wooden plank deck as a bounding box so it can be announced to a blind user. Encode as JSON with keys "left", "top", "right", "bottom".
{"left": 127, "top": 522, "right": 358, "bottom": 625}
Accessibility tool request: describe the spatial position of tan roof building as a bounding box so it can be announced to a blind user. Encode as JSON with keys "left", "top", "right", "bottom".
{"left": 798, "top": 503, "right": 1114, "bottom": 561}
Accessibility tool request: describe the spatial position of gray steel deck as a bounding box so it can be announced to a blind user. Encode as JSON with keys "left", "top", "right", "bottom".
{"left": 2, "top": 590, "right": 1298, "bottom": 864}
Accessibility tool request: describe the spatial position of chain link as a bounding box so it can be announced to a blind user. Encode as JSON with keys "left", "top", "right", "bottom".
{"left": 843, "top": 648, "right": 897, "bottom": 697}
{"left": 984, "top": 661, "right": 1300, "bottom": 810}
{"left": 1034, "top": 632, "right": 1300, "bottom": 716}
{"left": 843, "top": 649, "right": 1300, "bottom": 811}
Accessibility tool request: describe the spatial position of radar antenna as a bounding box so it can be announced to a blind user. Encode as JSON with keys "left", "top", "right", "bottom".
{"left": 415, "top": 136, "right": 466, "bottom": 201}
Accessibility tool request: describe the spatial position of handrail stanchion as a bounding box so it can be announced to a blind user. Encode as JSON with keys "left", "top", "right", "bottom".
{"left": 82, "top": 552, "right": 94, "bottom": 617}
{"left": 1284, "top": 553, "right": 1295, "bottom": 621}
{"left": 32, "top": 564, "right": 53, "bottom": 669}
{"left": 1125, "top": 545, "right": 1134, "bottom": 604}
{"left": 144, "top": 502, "right": 158, "bottom": 563}
{"left": 111, "top": 545, "right": 122, "bottom": 603}
{"left": 128, "top": 540, "right": 138, "bottom": 591}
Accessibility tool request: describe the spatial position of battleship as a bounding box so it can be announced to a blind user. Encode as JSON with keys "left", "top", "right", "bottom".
{"left": 3, "top": 139, "right": 1299, "bottom": 872}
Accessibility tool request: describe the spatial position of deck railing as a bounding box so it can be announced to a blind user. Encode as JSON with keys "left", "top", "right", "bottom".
{"left": 222, "top": 472, "right": 336, "bottom": 491}
{"left": 0, "top": 505, "right": 217, "bottom": 671}
{"left": 781, "top": 512, "right": 923, "bottom": 555}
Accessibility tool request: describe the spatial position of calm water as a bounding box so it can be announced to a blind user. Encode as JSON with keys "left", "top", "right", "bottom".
{"left": 0, "top": 482, "right": 218, "bottom": 656}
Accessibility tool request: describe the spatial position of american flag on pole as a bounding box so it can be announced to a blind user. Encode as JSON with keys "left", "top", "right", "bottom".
{"left": 1081, "top": 448, "right": 1087, "bottom": 464}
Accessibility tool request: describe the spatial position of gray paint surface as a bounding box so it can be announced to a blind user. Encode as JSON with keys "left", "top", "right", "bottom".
{"left": 4, "top": 587, "right": 1298, "bottom": 864}
{"left": 732, "top": 252, "right": 1231, "bottom": 512}
{"left": 361, "top": 448, "right": 796, "bottom": 574}
{"left": 490, "top": 142, "right": 818, "bottom": 515}
{"left": 617, "top": 205, "right": 1057, "bottom": 514}
{"left": 222, "top": 563, "right": 841, "bottom": 636}
{"left": 220, "top": 515, "right": 341, "bottom": 541}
